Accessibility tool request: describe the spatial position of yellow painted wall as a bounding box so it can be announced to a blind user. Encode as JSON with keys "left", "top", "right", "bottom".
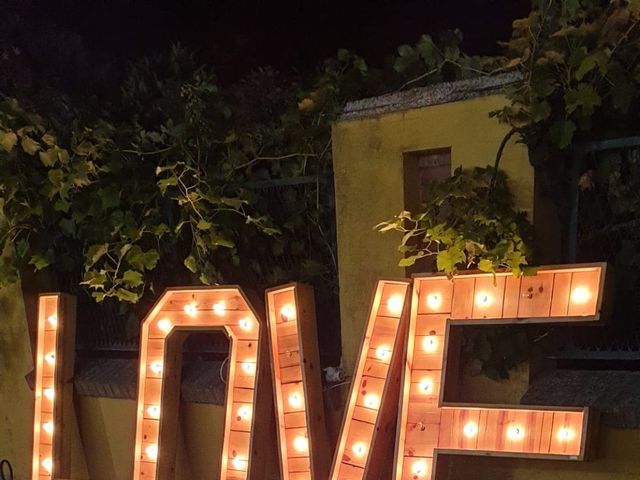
{"left": 75, "top": 396, "right": 226, "bottom": 480}
{"left": 332, "top": 93, "right": 534, "bottom": 375}
{"left": 0, "top": 282, "right": 34, "bottom": 478}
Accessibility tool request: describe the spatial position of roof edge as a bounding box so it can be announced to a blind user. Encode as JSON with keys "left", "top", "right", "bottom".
{"left": 338, "top": 72, "right": 521, "bottom": 122}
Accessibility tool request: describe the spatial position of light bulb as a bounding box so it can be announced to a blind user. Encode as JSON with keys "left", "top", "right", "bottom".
{"left": 506, "top": 424, "right": 525, "bottom": 441}
{"left": 237, "top": 405, "right": 252, "bottom": 421}
{"left": 352, "top": 442, "right": 367, "bottom": 458}
{"left": 280, "top": 304, "right": 295, "bottom": 322}
{"left": 212, "top": 301, "right": 226, "bottom": 316}
{"left": 426, "top": 293, "right": 442, "bottom": 310}
{"left": 288, "top": 392, "right": 303, "bottom": 409}
{"left": 149, "top": 360, "right": 163, "bottom": 375}
{"left": 363, "top": 393, "right": 380, "bottom": 409}
{"left": 156, "top": 318, "right": 172, "bottom": 333}
{"left": 231, "top": 456, "right": 247, "bottom": 471}
{"left": 41, "top": 457, "right": 53, "bottom": 473}
{"left": 239, "top": 317, "right": 252, "bottom": 331}
{"left": 422, "top": 335, "right": 438, "bottom": 353}
{"left": 47, "top": 315, "right": 58, "bottom": 329}
{"left": 241, "top": 362, "right": 256, "bottom": 374}
{"left": 44, "top": 352, "right": 56, "bottom": 366}
{"left": 411, "top": 460, "right": 428, "bottom": 478}
{"left": 293, "top": 435, "right": 309, "bottom": 453}
{"left": 42, "top": 421, "right": 54, "bottom": 435}
{"left": 375, "top": 345, "right": 391, "bottom": 361}
{"left": 557, "top": 427, "right": 575, "bottom": 442}
{"left": 184, "top": 302, "right": 198, "bottom": 317}
{"left": 43, "top": 388, "right": 55, "bottom": 401}
{"left": 463, "top": 421, "right": 478, "bottom": 438}
{"left": 386, "top": 294, "right": 403, "bottom": 315}
{"left": 475, "top": 291, "right": 493, "bottom": 307}
{"left": 418, "top": 378, "right": 433, "bottom": 394}
{"left": 146, "top": 405, "right": 161, "bottom": 419}
{"left": 570, "top": 286, "right": 590, "bottom": 305}
{"left": 145, "top": 444, "right": 158, "bottom": 460}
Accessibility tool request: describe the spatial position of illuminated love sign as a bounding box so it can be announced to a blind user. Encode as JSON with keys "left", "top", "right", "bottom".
{"left": 30, "top": 264, "right": 608, "bottom": 480}
{"left": 330, "top": 279, "right": 410, "bottom": 479}
{"left": 131, "top": 286, "right": 273, "bottom": 480}
{"left": 266, "top": 283, "right": 330, "bottom": 480}
{"left": 393, "top": 264, "right": 608, "bottom": 480}
{"left": 31, "top": 293, "right": 76, "bottom": 479}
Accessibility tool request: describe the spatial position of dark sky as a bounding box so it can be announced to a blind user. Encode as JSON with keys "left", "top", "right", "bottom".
{"left": 6, "top": 0, "right": 530, "bottom": 86}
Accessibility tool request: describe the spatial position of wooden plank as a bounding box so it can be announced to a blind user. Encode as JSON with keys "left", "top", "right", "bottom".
{"left": 451, "top": 277, "right": 475, "bottom": 318}
{"left": 472, "top": 276, "right": 506, "bottom": 319}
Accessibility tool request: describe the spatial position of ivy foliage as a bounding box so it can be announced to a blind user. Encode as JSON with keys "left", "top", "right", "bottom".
{"left": 495, "top": 0, "right": 640, "bottom": 149}
{"left": 377, "top": 167, "right": 532, "bottom": 276}
{"left": 0, "top": 27, "right": 503, "bottom": 306}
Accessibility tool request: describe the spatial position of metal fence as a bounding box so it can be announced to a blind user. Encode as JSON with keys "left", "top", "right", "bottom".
{"left": 557, "top": 137, "right": 640, "bottom": 360}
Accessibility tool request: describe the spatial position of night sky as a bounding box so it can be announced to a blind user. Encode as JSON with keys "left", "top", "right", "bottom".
{"left": 3, "top": 0, "right": 530, "bottom": 88}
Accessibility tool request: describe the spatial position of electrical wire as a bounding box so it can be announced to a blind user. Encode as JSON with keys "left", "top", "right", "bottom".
{"left": 219, "top": 356, "right": 229, "bottom": 384}
{"left": 0, "top": 459, "right": 14, "bottom": 480}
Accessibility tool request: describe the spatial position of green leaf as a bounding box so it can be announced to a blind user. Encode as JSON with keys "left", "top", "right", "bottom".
{"left": 86, "top": 244, "right": 109, "bottom": 269}
{"left": 122, "top": 269, "right": 144, "bottom": 287}
{"left": 114, "top": 288, "right": 139, "bottom": 303}
{"left": 157, "top": 176, "right": 178, "bottom": 193}
{"left": 549, "top": 120, "right": 576, "bottom": 149}
{"left": 564, "top": 83, "right": 601, "bottom": 116}
{"left": 21, "top": 137, "right": 41, "bottom": 155}
{"left": 436, "top": 246, "right": 466, "bottom": 273}
{"left": 29, "top": 253, "right": 50, "bottom": 271}
{"left": 197, "top": 219, "right": 212, "bottom": 230}
{"left": 127, "top": 247, "right": 159, "bottom": 271}
{"left": 184, "top": 255, "right": 198, "bottom": 273}
{"left": 0, "top": 131, "right": 18, "bottom": 152}
{"left": 477, "top": 259, "right": 494, "bottom": 273}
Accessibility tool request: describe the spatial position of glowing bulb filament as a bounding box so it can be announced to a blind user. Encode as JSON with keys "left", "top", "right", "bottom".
{"left": 280, "top": 304, "right": 295, "bottom": 322}
{"left": 42, "top": 421, "right": 54, "bottom": 435}
{"left": 47, "top": 315, "right": 58, "bottom": 329}
{"left": 506, "top": 424, "right": 525, "bottom": 440}
{"left": 557, "top": 427, "right": 575, "bottom": 441}
{"left": 184, "top": 302, "right": 198, "bottom": 317}
{"left": 571, "top": 286, "right": 591, "bottom": 304}
{"left": 231, "top": 456, "right": 248, "bottom": 471}
{"left": 418, "top": 378, "right": 433, "bottom": 394}
{"left": 375, "top": 345, "right": 391, "bottom": 361}
{"left": 146, "top": 405, "right": 161, "bottom": 419}
{"left": 293, "top": 435, "right": 309, "bottom": 452}
{"left": 43, "top": 388, "right": 55, "bottom": 401}
{"left": 44, "top": 352, "right": 56, "bottom": 366}
{"left": 422, "top": 335, "right": 438, "bottom": 353}
{"left": 41, "top": 457, "right": 53, "bottom": 473}
{"left": 241, "top": 362, "right": 256, "bottom": 374}
{"left": 426, "top": 293, "right": 442, "bottom": 310}
{"left": 463, "top": 421, "right": 478, "bottom": 438}
{"left": 149, "top": 360, "right": 163, "bottom": 375}
{"left": 288, "top": 393, "right": 303, "bottom": 409}
{"left": 475, "top": 291, "right": 493, "bottom": 307}
{"left": 156, "top": 318, "right": 171, "bottom": 333}
{"left": 212, "top": 301, "right": 226, "bottom": 316}
{"left": 238, "top": 317, "right": 252, "bottom": 331}
{"left": 352, "top": 441, "right": 367, "bottom": 458}
{"left": 145, "top": 444, "right": 158, "bottom": 460}
{"left": 363, "top": 393, "right": 380, "bottom": 409}
{"left": 411, "top": 460, "right": 428, "bottom": 477}
{"left": 386, "top": 294, "right": 403, "bottom": 315}
{"left": 237, "top": 405, "right": 252, "bottom": 421}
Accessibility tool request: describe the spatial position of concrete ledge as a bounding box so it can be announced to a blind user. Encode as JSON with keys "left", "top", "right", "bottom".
{"left": 339, "top": 72, "right": 520, "bottom": 122}
{"left": 522, "top": 370, "right": 640, "bottom": 428}
{"left": 73, "top": 358, "right": 227, "bottom": 405}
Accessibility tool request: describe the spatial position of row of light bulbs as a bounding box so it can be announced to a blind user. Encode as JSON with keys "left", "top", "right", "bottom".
{"left": 423, "top": 285, "right": 592, "bottom": 311}
{"left": 38, "top": 314, "right": 59, "bottom": 476}
{"left": 405, "top": 425, "right": 575, "bottom": 478}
